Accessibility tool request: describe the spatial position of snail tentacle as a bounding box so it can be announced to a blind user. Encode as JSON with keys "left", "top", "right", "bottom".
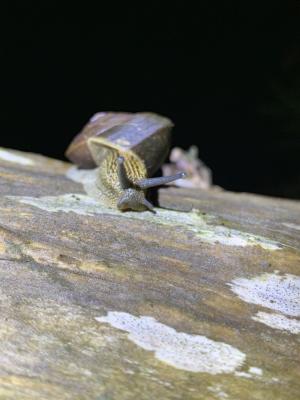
{"left": 136, "top": 172, "right": 186, "bottom": 189}
{"left": 117, "top": 156, "right": 133, "bottom": 189}
{"left": 142, "top": 198, "right": 156, "bottom": 213}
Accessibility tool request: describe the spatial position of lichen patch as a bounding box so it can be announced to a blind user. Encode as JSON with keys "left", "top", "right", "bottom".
{"left": 282, "top": 222, "right": 300, "bottom": 231}
{"left": 10, "top": 193, "right": 99, "bottom": 216}
{"left": 252, "top": 311, "right": 300, "bottom": 334}
{"left": 248, "top": 367, "right": 263, "bottom": 376}
{"left": 96, "top": 311, "right": 246, "bottom": 374}
{"left": 0, "top": 148, "right": 34, "bottom": 166}
{"left": 208, "top": 385, "right": 229, "bottom": 398}
{"left": 229, "top": 273, "right": 300, "bottom": 317}
{"left": 8, "top": 192, "right": 282, "bottom": 251}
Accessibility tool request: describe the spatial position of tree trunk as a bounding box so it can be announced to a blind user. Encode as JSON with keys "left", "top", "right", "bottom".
{"left": 0, "top": 147, "right": 299, "bottom": 400}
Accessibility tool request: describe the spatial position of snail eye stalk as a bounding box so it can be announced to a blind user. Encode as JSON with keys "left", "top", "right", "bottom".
{"left": 136, "top": 172, "right": 186, "bottom": 189}
{"left": 117, "top": 156, "right": 133, "bottom": 189}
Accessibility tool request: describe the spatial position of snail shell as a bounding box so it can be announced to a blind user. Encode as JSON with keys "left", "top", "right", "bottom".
{"left": 65, "top": 112, "right": 184, "bottom": 211}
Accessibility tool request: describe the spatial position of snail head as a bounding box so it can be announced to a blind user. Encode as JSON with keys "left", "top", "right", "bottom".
{"left": 116, "top": 156, "right": 185, "bottom": 212}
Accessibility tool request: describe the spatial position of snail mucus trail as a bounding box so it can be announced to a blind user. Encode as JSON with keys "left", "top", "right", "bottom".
{"left": 66, "top": 112, "right": 185, "bottom": 212}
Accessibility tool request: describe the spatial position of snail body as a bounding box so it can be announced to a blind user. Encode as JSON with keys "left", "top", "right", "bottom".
{"left": 66, "top": 112, "right": 184, "bottom": 211}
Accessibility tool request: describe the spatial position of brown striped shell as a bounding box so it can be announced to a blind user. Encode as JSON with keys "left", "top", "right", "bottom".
{"left": 65, "top": 112, "right": 173, "bottom": 177}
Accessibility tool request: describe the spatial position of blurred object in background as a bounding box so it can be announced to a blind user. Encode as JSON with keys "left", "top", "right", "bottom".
{"left": 163, "top": 146, "right": 213, "bottom": 189}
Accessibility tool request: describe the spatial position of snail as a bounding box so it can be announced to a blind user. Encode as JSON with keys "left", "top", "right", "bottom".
{"left": 65, "top": 112, "right": 185, "bottom": 211}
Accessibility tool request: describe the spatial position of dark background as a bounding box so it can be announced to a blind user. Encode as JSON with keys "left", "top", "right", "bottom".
{"left": 0, "top": 1, "right": 299, "bottom": 198}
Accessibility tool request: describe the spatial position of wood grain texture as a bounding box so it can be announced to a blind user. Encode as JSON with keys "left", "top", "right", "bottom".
{"left": 0, "top": 147, "right": 299, "bottom": 400}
